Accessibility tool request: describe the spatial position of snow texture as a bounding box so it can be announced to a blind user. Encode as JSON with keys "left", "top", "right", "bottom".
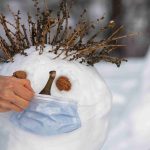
{"left": 96, "top": 47, "right": 150, "bottom": 150}
{"left": 0, "top": 45, "right": 111, "bottom": 150}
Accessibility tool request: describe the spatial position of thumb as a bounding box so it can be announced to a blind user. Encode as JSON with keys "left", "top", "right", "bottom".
{"left": 16, "top": 78, "right": 35, "bottom": 93}
{"left": 12, "top": 71, "right": 34, "bottom": 93}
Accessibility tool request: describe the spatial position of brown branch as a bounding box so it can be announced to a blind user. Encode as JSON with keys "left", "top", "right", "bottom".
{"left": 0, "top": 0, "right": 134, "bottom": 67}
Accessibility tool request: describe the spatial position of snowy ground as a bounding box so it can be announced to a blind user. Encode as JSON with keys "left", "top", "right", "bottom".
{"left": 95, "top": 47, "right": 150, "bottom": 150}
{"left": 0, "top": 47, "right": 150, "bottom": 150}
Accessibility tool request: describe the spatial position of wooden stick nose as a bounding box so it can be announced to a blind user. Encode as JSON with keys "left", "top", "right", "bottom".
{"left": 39, "top": 70, "right": 56, "bottom": 95}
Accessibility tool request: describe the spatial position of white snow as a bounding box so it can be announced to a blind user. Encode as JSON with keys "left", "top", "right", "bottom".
{"left": 0, "top": 45, "right": 111, "bottom": 150}
{"left": 97, "top": 47, "right": 150, "bottom": 150}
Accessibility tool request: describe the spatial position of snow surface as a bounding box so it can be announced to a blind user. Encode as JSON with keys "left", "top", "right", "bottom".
{"left": 1, "top": 45, "right": 150, "bottom": 150}
{"left": 96, "top": 47, "right": 150, "bottom": 150}
{"left": 0, "top": 45, "right": 111, "bottom": 150}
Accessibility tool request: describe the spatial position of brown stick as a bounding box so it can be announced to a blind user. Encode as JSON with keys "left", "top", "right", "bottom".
{"left": 39, "top": 71, "right": 56, "bottom": 95}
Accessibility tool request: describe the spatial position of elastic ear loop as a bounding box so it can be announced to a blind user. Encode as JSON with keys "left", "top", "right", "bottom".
{"left": 77, "top": 103, "right": 111, "bottom": 124}
{"left": 33, "top": 94, "right": 77, "bottom": 104}
{"left": 33, "top": 94, "right": 110, "bottom": 124}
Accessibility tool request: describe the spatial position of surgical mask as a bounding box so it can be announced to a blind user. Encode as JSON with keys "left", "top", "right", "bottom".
{"left": 10, "top": 94, "right": 81, "bottom": 136}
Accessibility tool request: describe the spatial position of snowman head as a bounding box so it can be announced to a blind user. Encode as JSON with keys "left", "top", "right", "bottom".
{"left": 0, "top": 45, "right": 110, "bottom": 106}
{"left": 0, "top": 0, "right": 128, "bottom": 129}
{"left": 0, "top": 0, "right": 128, "bottom": 105}
{"left": 0, "top": 1, "right": 129, "bottom": 149}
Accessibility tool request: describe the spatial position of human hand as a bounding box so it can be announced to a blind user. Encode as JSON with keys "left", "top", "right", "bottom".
{"left": 0, "top": 75, "right": 34, "bottom": 112}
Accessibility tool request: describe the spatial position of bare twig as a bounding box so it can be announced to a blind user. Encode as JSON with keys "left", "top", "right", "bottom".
{"left": 0, "top": 0, "right": 135, "bottom": 66}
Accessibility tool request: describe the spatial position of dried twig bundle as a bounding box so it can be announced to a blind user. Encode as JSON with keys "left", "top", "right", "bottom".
{"left": 0, "top": 0, "right": 135, "bottom": 66}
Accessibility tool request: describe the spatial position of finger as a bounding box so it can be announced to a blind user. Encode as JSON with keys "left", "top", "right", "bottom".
{"left": 11, "top": 94, "right": 30, "bottom": 110}
{"left": 0, "top": 90, "right": 30, "bottom": 109}
{"left": 24, "top": 83, "right": 35, "bottom": 93}
{"left": 13, "top": 84, "right": 34, "bottom": 101}
{"left": 0, "top": 99, "right": 22, "bottom": 112}
{"left": 0, "top": 107, "right": 10, "bottom": 112}
{"left": 12, "top": 77, "right": 34, "bottom": 92}
{"left": 19, "top": 79, "right": 34, "bottom": 92}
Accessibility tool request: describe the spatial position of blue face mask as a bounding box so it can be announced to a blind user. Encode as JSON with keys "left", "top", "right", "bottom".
{"left": 10, "top": 94, "right": 81, "bottom": 136}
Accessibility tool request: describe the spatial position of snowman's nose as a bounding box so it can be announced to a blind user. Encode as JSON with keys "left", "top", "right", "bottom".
{"left": 40, "top": 70, "right": 56, "bottom": 95}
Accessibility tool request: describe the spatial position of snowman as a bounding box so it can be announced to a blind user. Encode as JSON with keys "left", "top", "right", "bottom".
{"left": 0, "top": 0, "right": 126, "bottom": 150}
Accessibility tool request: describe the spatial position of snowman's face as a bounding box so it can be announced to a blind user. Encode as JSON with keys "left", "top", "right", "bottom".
{"left": 0, "top": 45, "right": 112, "bottom": 150}
{"left": 0, "top": 45, "right": 111, "bottom": 107}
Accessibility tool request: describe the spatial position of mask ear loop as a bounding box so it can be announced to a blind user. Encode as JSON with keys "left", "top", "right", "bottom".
{"left": 34, "top": 94, "right": 110, "bottom": 122}
{"left": 77, "top": 101, "right": 111, "bottom": 124}
{"left": 32, "top": 94, "right": 78, "bottom": 105}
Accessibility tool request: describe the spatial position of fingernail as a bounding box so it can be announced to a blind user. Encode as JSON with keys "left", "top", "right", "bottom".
{"left": 19, "top": 109, "right": 24, "bottom": 112}
{"left": 31, "top": 88, "right": 35, "bottom": 93}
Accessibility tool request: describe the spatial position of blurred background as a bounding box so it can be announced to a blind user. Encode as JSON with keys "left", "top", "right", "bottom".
{"left": 0, "top": 0, "right": 150, "bottom": 58}
{"left": 0, "top": 0, "right": 150, "bottom": 150}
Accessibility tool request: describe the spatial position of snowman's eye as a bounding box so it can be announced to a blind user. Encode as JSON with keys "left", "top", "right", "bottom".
{"left": 56, "top": 76, "right": 71, "bottom": 91}
{"left": 13, "top": 70, "right": 27, "bottom": 79}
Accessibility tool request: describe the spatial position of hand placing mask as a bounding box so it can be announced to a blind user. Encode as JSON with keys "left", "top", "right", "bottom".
{"left": 10, "top": 94, "right": 81, "bottom": 136}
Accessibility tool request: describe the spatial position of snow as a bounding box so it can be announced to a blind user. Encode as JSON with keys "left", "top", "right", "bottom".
{"left": 1, "top": 44, "right": 150, "bottom": 150}
{"left": 95, "top": 47, "right": 150, "bottom": 150}
{"left": 0, "top": 45, "right": 111, "bottom": 150}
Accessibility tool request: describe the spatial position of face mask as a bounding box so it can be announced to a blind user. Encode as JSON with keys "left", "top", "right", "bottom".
{"left": 10, "top": 94, "right": 81, "bottom": 136}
